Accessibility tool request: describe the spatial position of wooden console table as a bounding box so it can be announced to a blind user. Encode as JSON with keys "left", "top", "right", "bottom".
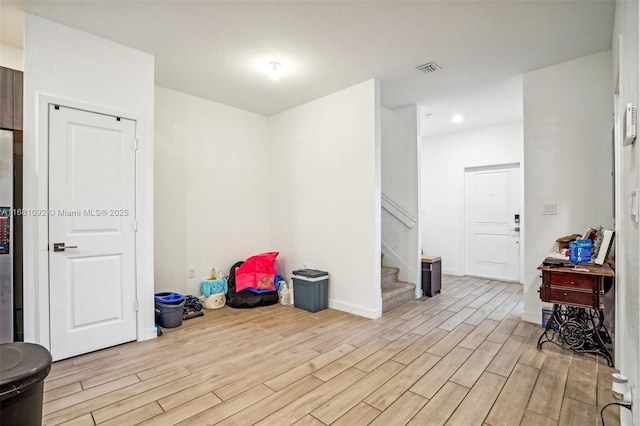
{"left": 537, "top": 259, "right": 614, "bottom": 366}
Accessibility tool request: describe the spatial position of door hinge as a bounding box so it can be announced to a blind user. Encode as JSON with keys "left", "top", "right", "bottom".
{"left": 133, "top": 139, "right": 139, "bottom": 151}
{"left": 132, "top": 220, "right": 138, "bottom": 232}
{"left": 134, "top": 300, "right": 139, "bottom": 312}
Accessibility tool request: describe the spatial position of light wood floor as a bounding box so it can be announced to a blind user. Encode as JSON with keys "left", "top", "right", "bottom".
{"left": 43, "top": 275, "right": 621, "bottom": 426}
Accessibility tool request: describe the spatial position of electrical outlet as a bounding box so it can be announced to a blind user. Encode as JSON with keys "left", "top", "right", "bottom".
{"left": 188, "top": 267, "right": 195, "bottom": 278}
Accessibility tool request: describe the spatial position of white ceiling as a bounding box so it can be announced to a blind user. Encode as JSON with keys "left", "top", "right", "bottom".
{"left": 0, "top": 1, "right": 615, "bottom": 137}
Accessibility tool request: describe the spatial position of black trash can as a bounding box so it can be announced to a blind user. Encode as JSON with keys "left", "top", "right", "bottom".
{"left": 0, "top": 342, "right": 52, "bottom": 426}
{"left": 421, "top": 255, "right": 442, "bottom": 297}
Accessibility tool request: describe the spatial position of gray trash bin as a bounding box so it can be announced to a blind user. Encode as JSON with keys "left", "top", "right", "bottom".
{"left": 1, "top": 342, "right": 52, "bottom": 426}
{"left": 292, "top": 269, "right": 329, "bottom": 313}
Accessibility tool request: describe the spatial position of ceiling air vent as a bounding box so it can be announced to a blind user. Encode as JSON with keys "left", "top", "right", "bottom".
{"left": 415, "top": 62, "right": 441, "bottom": 74}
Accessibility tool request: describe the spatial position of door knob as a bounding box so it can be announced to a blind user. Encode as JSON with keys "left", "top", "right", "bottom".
{"left": 53, "top": 243, "right": 78, "bottom": 252}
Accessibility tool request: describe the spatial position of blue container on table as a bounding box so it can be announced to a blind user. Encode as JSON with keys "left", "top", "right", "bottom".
{"left": 569, "top": 239, "right": 592, "bottom": 263}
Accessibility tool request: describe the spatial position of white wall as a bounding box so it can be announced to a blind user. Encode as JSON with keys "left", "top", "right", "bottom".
{"left": 522, "top": 51, "right": 614, "bottom": 326}
{"left": 154, "top": 86, "right": 271, "bottom": 295}
{"left": 421, "top": 121, "right": 523, "bottom": 276}
{"left": 23, "top": 14, "right": 156, "bottom": 344}
{"left": 269, "top": 79, "right": 382, "bottom": 318}
{"left": 381, "top": 105, "right": 421, "bottom": 292}
{"left": 0, "top": 42, "right": 23, "bottom": 70}
{"left": 613, "top": 1, "right": 640, "bottom": 424}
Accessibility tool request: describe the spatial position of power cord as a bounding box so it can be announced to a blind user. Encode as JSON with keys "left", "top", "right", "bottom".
{"left": 600, "top": 401, "right": 632, "bottom": 426}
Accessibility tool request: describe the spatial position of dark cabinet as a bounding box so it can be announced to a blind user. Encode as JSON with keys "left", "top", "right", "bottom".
{"left": 421, "top": 256, "right": 441, "bottom": 297}
{"left": 538, "top": 263, "right": 613, "bottom": 310}
{"left": 0, "top": 66, "right": 23, "bottom": 131}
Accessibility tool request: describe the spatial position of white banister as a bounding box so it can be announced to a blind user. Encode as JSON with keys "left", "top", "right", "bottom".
{"left": 381, "top": 194, "right": 417, "bottom": 229}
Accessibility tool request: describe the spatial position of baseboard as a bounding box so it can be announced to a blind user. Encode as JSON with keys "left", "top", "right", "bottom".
{"left": 140, "top": 326, "right": 158, "bottom": 341}
{"left": 443, "top": 267, "right": 462, "bottom": 276}
{"left": 329, "top": 299, "right": 382, "bottom": 319}
{"left": 381, "top": 241, "right": 417, "bottom": 284}
{"left": 522, "top": 311, "right": 542, "bottom": 325}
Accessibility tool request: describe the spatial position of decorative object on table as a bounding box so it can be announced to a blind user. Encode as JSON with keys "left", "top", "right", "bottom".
{"left": 591, "top": 226, "right": 604, "bottom": 256}
{"left": 582, "top": 228, "right": 596, "bottom": 241}
{"left": 594, "top": 230, "right": 615, "bottom": 266}
{"left": 555, "top": 234, "right": 583, "bottom": 251}
{"left": 568, "top": 239, "right": 592, "bottom": 263}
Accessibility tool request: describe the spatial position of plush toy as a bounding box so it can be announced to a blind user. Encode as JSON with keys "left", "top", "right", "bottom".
{"left": 203, "top": 292, "right": 226, "bottom": 309}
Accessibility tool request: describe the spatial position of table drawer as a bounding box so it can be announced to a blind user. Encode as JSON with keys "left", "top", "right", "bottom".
{"left": 548, "top": 287, "right": 595, "bottom": 308}
{"left": 546, "top": 271, "right": 597, "bottom": 291}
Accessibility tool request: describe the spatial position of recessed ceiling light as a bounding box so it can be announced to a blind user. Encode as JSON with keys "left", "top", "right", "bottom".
{"left": 268, "top": 62, "right": 281, "bottom": 80}
{"left": 451, "top": 115, "right": 463, "bottom": 123}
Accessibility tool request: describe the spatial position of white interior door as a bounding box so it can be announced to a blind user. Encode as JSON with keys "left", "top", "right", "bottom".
{"left": 465, "top": 164, "right": 520, "bottom": 281}
{"left": 49, "top": 105, "right": 137, "bottom": 360}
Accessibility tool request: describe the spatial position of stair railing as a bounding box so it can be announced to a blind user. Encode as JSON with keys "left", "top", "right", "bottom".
{"left": 381, "top": 193, "right": 416, "bottom": 229}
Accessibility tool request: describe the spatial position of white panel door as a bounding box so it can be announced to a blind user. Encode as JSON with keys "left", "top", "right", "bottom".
{"left": 49, "top": 105, "right": 137, "bottom": 360}
{"left": 465, "top": 165, "right": 520, "bottom": 281}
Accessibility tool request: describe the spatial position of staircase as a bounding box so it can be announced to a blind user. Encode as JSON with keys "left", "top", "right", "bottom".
{"left": 381, "top": 265, "right": 415, "bottom": 312}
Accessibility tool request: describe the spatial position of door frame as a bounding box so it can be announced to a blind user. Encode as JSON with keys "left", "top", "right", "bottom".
{"left": 24, "top": 94, "right": 156, "bottom": 350}
{"left": 462, "top": 162, "right": 523, "bottom": 282}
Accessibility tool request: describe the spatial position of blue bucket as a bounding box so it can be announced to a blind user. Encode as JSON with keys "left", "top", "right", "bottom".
{"left": 154, "top": 292, "right": 184, "bottom": 304}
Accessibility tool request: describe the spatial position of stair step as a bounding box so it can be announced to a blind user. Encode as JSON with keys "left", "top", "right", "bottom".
{"left": 381, "top": 266, "right": 399, "bottom": 287}
{"left": 381, "top": 281, "right": 415, "bottom": 313}
{"left": 382, "top": 281, "right": 414, "bottom": 296}
{"left": 381, "top": 266, "right": 399, "bottom": 277}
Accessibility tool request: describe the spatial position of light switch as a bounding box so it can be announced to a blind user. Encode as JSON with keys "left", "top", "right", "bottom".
{"left": 542, "top": 203, "right": 557, "bottom": 215}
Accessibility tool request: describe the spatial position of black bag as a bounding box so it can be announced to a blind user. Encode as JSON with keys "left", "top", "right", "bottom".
{"left": 226, "top": 261, "right": 279, "bottom": 308}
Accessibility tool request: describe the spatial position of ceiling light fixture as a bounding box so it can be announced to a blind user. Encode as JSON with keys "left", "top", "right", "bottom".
{"left": 268, "top": 62, "right": 281, "bottom": 80}
{"left": 451, "top": 114, "right": 464, "bottom": 123}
